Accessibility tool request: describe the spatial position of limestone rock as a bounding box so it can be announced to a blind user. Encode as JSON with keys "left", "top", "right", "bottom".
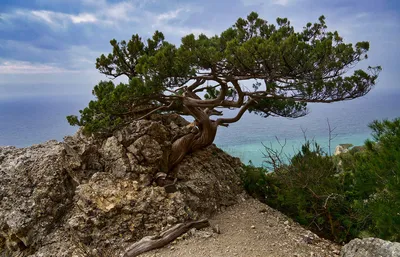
{"left": 341, "top": 237, "right": 400, "bottom": 257}
{"left": 174, "top": 145, "right": 243, "bottom": 217}
{"left": 128, "top": 135, "right": 163, "bottom": 165}
{"left": 0, "top": 115, "right": 244, "bottom": 256}
{"left": 334, "top": 144, "right": 353, "bottom": 156}
{"left": 0, "top": 141, "right": 75, "bottom": 255}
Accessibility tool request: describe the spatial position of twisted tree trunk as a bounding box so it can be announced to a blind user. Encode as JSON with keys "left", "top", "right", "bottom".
{"left": 167, "top": 93, "right": 253, "bottom": 169}
{"left": 168, "top": 118, "right": 218, "bottom": 169}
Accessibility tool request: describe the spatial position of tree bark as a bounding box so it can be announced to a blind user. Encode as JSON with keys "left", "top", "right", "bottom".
{"left": 168, "top": 118, "right": 218, "bottom": 169}
{"left": 167, "top": 98, "right": 254, "bottom": 169}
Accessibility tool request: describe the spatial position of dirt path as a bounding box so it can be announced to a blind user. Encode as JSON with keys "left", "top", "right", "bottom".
{"left": 141, "top": 198, "right": 341, "bottom": 257}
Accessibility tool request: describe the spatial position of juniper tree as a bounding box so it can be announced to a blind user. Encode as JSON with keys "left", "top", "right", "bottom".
{"left": 67, "top": 12, "right": 381, "bottom": 169}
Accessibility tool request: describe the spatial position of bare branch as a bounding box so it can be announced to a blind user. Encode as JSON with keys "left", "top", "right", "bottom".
{"left": 261, "top": 138, "right": 287, "bottom": 170}
{"left": 327, "top": 118, "right": 338, "bottom": 156}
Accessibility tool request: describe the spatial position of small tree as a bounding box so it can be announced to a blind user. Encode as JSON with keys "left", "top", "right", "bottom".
{"left": 67, "top": 12, "right": 381, "bottom": 169}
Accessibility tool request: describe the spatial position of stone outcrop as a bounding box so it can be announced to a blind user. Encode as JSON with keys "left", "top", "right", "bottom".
{"left": 334, "top": 144, "right": 353, "bottom": 156}
{"left": 0, "top": 141, "right": 75, "bottom": 255}
{"left": 341, "top": 237, "right": 400, "bottom": 257}
{"left": 0, "top": 114, "right": 244, "bottom": 256}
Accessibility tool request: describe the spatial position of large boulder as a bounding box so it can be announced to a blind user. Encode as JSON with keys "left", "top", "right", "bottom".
{"left": 341, "top": 238, "right": 400, "bottom": 257}
{"left": 0, "top": 114, "right": 244, "bottom": 256}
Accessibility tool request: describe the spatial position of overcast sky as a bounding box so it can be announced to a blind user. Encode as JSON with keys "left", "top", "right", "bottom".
{"left": 0, "top": 0, "right": 399, "bottom": 96}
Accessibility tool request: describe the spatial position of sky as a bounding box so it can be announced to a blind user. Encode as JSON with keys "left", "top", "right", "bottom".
{"left": 0, "top": 0, "right": 399, "bottom": 97}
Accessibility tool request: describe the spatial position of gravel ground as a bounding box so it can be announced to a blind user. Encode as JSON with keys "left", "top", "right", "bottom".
{"left": 141, "top": 197, "right": 341, "bottom": 257}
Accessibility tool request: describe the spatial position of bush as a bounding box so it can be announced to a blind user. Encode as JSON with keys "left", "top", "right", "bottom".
{"left": 341, "top": 118, "right": 400, "bottom": 241}
{"left": 241, "top": 118, "right": 400, "bottom": 243}
{"left": 265, "top": 141, "right": 360, "bottom": 242}
{"left": 241, "top": 163, "right": 274, "bottom": 202}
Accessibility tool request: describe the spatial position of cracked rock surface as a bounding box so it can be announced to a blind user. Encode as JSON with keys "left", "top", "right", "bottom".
{"left": 0, "top": 114, "right": 243, "bottom": 256}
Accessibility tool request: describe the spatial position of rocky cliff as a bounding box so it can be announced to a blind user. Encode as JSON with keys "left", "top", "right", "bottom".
{"left": 2, "top": 114, "right": 398, "bottom": 257}
{"left": 0, "top": 114, "right": 244, "bottom": 256}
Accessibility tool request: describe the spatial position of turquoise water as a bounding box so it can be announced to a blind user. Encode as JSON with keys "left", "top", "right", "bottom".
{"left": 214, "top": 89, "right": 400, "bottom": 166}
{"left": 219, "top": 133, "right": 371, "bottom": 167}
{"left": 0, "top": 89, "right": 399, "bottom": 167}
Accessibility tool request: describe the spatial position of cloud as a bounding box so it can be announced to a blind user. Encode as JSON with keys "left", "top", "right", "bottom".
{"left": 104, "top": 1, "right": 136, "bottom": 22}
{"left": 70, "top": 13, "right": 97, "bottom": 23}
{"left": 272, "top": 0, "right": 291, "bottom": 6}
{"left": 4, "top": 9, "right": 98, "bottom": 29}
{"left": 0, "top": 60, "right": 78, "bottom": 74}
{"left": 241, "top": 0, "right": 292, "bottom": 6}
{"left": 1, "top": 1, "right": 213, "bottom": 37}
{"left": 150, "top": 7, "right": 216, "bottom": 37}
{"left": 156, "top": 8, "right": 186, "bottom": 22}
{"left": 31, "top": 10, "right": 97, "bottom": 25}
{"left": 30, "top": 10, "right": 55, "bottom": 24}
{"left": 18, "top": 1, "right": 149, "bottom": 28}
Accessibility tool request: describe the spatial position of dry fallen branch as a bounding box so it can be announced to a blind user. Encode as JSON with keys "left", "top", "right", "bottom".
{"left": 122, "top": 219, "right": 210, "bottom": 257}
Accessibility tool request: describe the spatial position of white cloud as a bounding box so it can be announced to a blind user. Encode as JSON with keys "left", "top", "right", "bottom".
{"left": 0, "top": 60, "right": 77, "bottom": 74}
{"left": 31, "top": 10, "right": 55, "bottom": 24}
{"left": 104, "top": 1, "right": 136, "bottom": 22}
{"left": 150, "top": 7, "right": 215, "bottom": 37}
{"left": 2, "top": 1, "right": 211, "bottom": 36}
{"left": 241, "top": 0, "right": 292, "bottom": 6}
{"left": 80, "top": 0, "right": 152, "bottom": 24}
{"left": 156, "top": 8, "right": 185, "bottom": 22}
{"left": 70, "top": 13, "right": 97, "bottom": 23}
{"left": 30, "top": 10, "right": 97, "bottom": 26}
{"left": 28, "top": 1, "right": 139, "bottom": 27}
{"left": 1, "top": 1, "right": 218, "bottom": 77}
{"left": 25, "top": 2, "right": 135, "bottom": 27}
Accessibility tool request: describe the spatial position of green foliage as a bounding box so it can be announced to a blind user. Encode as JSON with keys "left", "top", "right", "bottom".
{"left": 241, "top": 118, "right": 400, "bottom": 243}
{"left": 241, "top": 164, "right": 272, "bottom": 202}
{"left": 68, "top": 12, "right": 380, "bottom": 135}
{"left": 341, "top": 118, "right": 400, "bottom": 241}
{"left": 265, "top": 142, "right": 359, "bottom": 242}
{"left": 249, "top": 98, "right": 308, "bottom": 118}
{"left": 66, "top": 79, "right": 158, "bottom": 135}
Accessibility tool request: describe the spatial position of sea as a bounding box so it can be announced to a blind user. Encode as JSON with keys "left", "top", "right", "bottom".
{"left": 0, "top": 88, "right": 399, "bottom": 167}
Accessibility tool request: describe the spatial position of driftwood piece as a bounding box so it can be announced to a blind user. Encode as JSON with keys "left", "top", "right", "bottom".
{"left": 122, "top": 219, "right": 210, "bottom": 257}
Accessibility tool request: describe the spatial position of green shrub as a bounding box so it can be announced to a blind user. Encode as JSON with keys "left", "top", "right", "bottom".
{"left": 265, "top": 141, "right": 362, "bottom": 242}
{"left": 241, "top": 164, "right": 272, "bottom": 202}
{"left": 341, "top": 118, "right": 400, "bottom": 241}
{"left": 241, "top": 118, "right": 400, "bottom": 243}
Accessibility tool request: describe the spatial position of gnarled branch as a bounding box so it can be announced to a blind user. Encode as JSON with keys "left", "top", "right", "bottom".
{"left": 122, "top": 219, "right": 210, "bottom": 257}
{"left": 216, "top": 99, "right": 255, "bottom": 125}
